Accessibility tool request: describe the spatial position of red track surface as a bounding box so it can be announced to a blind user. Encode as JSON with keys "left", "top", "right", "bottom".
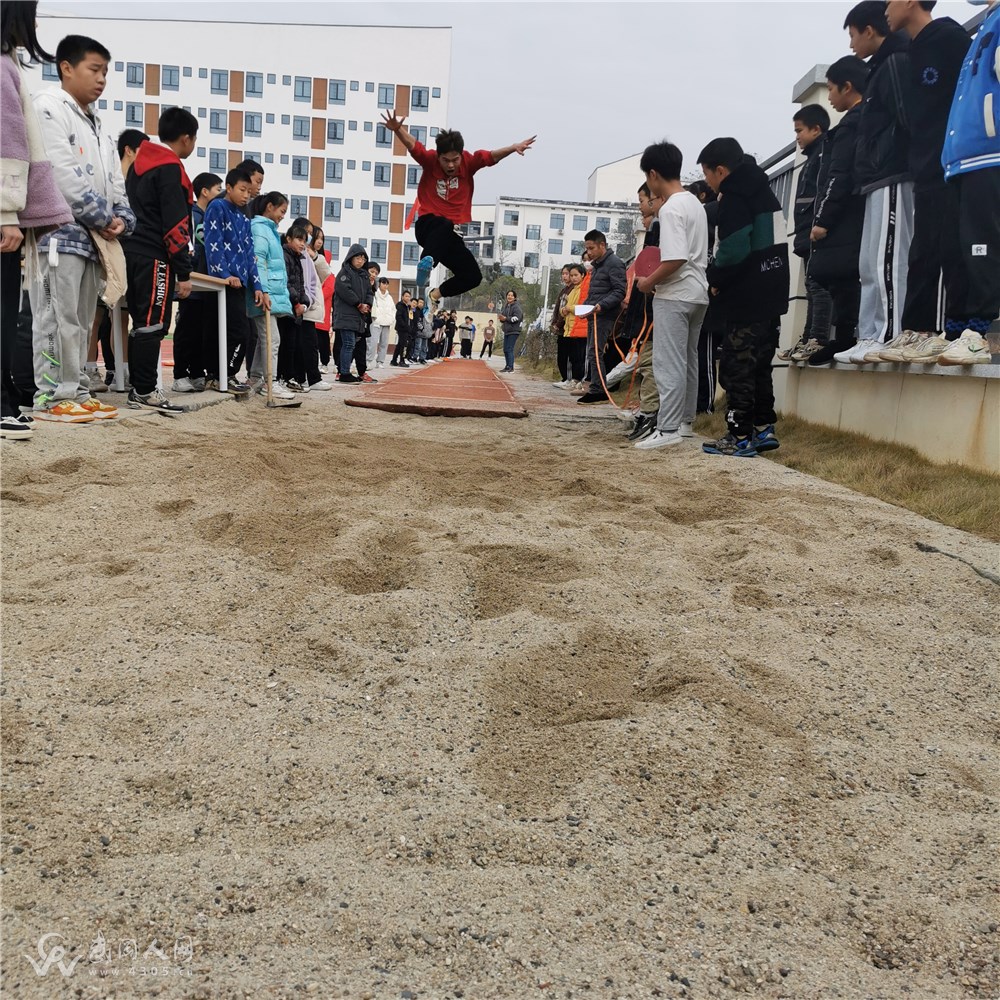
{"left": 345, "top": 359, "right": 527, "bottom": 418}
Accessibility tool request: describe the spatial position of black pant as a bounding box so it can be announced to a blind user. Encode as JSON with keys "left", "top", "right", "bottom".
{"left": 125, "top": 254, "right": 176, "bottom": 395}
{"left": 719, "top": 318, "right": 780, "bottom": 439}
{"left": 823, "top": 277, "right": 862, "bottom": 345}
{"left": 943, "top": 168, "right": 1000, "bottom": 330}
{"left": 353, "top": 335, "right": 368, "bottom": 376}
{"left": 460, "top": 338, "right": 473, "bottom": 358}
{"left": 173, "top": 295, "right": 213, "bottom": 379}
{"left": 229, "top": 311, "right": 255, "bottom": 377}
{"left": 1, "top": 249, "right": 22, "bottom": 417}
{"left": 414, "top": 214, "right": 482, "bottom": 298}
{"left": 697, "top": 324, "right": 716, "bottom": 414}
{"left": 901, "top": 181, "right": 959, "bottom": 335}
{"left": 317, "top": 326, "right": 331, "bottom": 366}
{"left": 479, "top": 340, "right": 493, "bottom": 358}
{"left": 391, "top": 329, "right": 410, "bottom": 365}
{"left": 277, "top": 316, "right": 300, "bottom": 382}
{"left": 294, "top": 319, "right": 321, "bottom": 386}
{"left": 566, "top": 338, "right": 586, "bottom": 381}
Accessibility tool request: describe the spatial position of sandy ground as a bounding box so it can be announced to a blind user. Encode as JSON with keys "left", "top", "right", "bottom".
{"left": 2, "top": 362, "right": 998, "bottom": 1000}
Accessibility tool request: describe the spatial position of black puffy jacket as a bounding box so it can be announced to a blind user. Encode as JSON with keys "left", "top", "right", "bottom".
{"left": 332, "top": 243, "right": 373, "bottom": 333}
{"left": 855, "top": 32, "right": 912, "bottom": 194}
{"left": 792, "top": 137, "right": 827, "bottom": 259}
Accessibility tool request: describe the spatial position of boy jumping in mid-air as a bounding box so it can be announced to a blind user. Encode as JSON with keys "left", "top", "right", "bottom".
{"left": 380, "top": 110, "right": 534, "bottom": 304}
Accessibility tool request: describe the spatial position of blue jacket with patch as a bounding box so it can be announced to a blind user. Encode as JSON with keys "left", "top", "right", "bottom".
{"left": 248, "top": 215, "right": 291, "bottom": 317}
{"left": 942, "top": 5, "right": 1000, "bottom": 180}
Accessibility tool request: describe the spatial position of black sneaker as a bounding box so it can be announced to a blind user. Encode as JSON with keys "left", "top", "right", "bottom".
{"left": 627, "top": 412, "right": 657, "bottom": 441}
{"left": 752, "top": 424, "right": 780, "bottom": 453}
{"left": 339, "top": 373, "right": 360, "bottom": 384}
{"left": 126, "top": 388, "right": 185, "bottom": 414}
{"left": 807, "top": 341, "right": 850, "bottom": 366}
{"left": 577, "top": 390, "right": 609, "bottom": 405}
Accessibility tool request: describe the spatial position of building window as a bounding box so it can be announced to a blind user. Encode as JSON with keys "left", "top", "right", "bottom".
{"left": 280, "top": 114, "right": 290, "bottom": 126}
{"left": 265, "top": 113, "right": 275, "bottom": 124}
{"left": 347, "top": 159, "right": 356, "bottom": 171}
{"left": 245, "top": 112, "right": 262, "bottom": 137}
{"left": 290, "top": 195, "right": 307, "bottom": 217}
{"left": 342, "top": 237, "right": 351, "bottom": 247}
{"left": 467, "top": 222, "right": 482, "bottom": 237}
{"left": 373, "top": 162, "right": 391, "bottom": 187}
{"left": 349, "top": 120, "right": 358, "bottom": 131}
{"left": 266, "top": 73, "right": 276, "bottom": 85}
{"left": 377, "top": 83, "right": 395, "bottom": 108}
{"left": 209, "top": 109, "right": 226, "bottom": 134}
{"left": 125, "top": 63, "right": 143, "bottom": 87}
{"left": 430, "top": 127, "right": 440, "bottom": 137}
{"left": 548, "top": 239, "right": 563, "bottom": 255}
{"left": 97, "top": 99, "right": 107, "bottom": 110}
{"left": 196, "top": 107, "right": 206, "bottom": 118}
{"left": 199, "top": 67, "right": 208, "bottom": 79}
{"left": 468, "top": 243, "right": 481, "bottom": 258}
{"left": 291, "top": 157, "right": 309, "bottom": 179}
{"left": 403, "top": 243, "right": 421, "bottom": 264}
{"left": 370, "top": 240, "right": 387, "bottom": 263}
{"left": 280, "top": 154, "right": 289, "bottom": 166}
{"left": 350, "top": 80, "right": 359, "bottom": 91}
{"left": 282, "top": 75, "right": 292, "bottom": 86}
{"left": 406, "top": 165, "right": 421, "bottom": 188}
{"left": 485, "top": 223, "right": 494, "bottom": 237}
{"left": 210, "top": 69, "right": 228, "bottom": 94}
{"left": 410, "top": 125, "right": 427, "bottom": 146}
{"left": 325, "top": 159, "right": 343, "bottom": 183}
{"left": 209, "top": 149, "right": 226, "bottom": 170}
{"left": 364, "top": 121, "right": 373, "bottom": 132}
{"left": 503, "top": 210, "right": 519, "bottom": 226}
{"left": 411, "top": 87, "right": 429, "bottom": 110}
{"left": 549, "top": 212, "right": 565, "bottom": 230}
{"left": 329, "top": 79, "right": 346, "bottom": 104}
{"left": 196, "top": 147, "right": 205, "bottom": 158}
{"left": 372, "top": 202, "right": 389, "bottom": 225}
{"left": 294, "top": 77, "right": 311, "bottom": 102}
{"left": 292, "top": 116, "right": 310, "bottom": 140}
{"left": 361, "top": 161, "right": 372, "bottom": 172}
{"left": 525, "top": 225, "right": 541, "bottom": 241}
{"left": 500, "top": 236, "right": 517, "bottom": 251}
{"left": 596, "top": 216, "right": 611, "bottom": 233}
{"left": 524, "top": 253, "right": 539, "bottom": 269}
{"left": 162, "top": 65, "right": 180, "bottom": 90}
{"left": 114, "top": 61, "right": 124, "bottom": 72}
{"left": 264, "top": 152, "right": 274, "bottom": 164}
{"left": 482, "top": 244, "right": 494, "bottom": 259}
{"left": 360, "top": 199, "right": 370, "bottom": 211}
{"left": 244, "top": 150, "right": 261, "bottom": 163}
{"left": 329, "top": 242, "right": 340, "bottom": 261}
{"left": 327, "top": 119, "right": 345, "bottom": 143}
{"left": 324, "top": 198, "right": 342, "bottom": 222}
{"left": 365, "top": 81, "right": 375, "bottom": 93}
{"left": 344, "top": 200, "right": 353, "bottom": 210}
{"left": 183, "top": 66, "right": 192, "bottom": 78}
{"left": 571, "top": 240, "right": 585, "bottom": 256}
{"left": 375, "top": 125, "right": 392, "bottom": 148}
{"left": 246, "top": 72, "right": 263, "bottom": 97}
{"left": 432, "top": 87, "right": 441, "bottom": 99}
{"left": 573, "top": 214, "right": 588, "bottom": 231}
{"left": 125, "top": 103, "right": 143, "bottom": 127}
{"left": 114, "top": 100, "right": 123, "bottom": 111}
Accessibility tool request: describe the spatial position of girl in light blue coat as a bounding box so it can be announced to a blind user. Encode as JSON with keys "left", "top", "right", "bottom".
{"left": 248, "top": 192, "right": 294, "bottom": 396}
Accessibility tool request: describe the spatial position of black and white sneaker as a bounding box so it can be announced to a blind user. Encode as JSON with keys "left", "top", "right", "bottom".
{"left": 627, "top": 412, "right": 657, "bottom": 441}
{"left": 1, "top": 415, "right": 32, "bottom": 439}
{"left": 127, "top": 388, "right": 185, "bottom": 414}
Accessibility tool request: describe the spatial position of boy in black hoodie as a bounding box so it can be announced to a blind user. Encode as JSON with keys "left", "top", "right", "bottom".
{"left": 334, "top": 244, "right": 373, "bottom": 384}
{"left": 884, "top": 0, "right": 972, "bottom": 359}
{"left": 807, "top": 56, "right": 871, "bottom": 366}
{"left": 123, "top": 107, "right": 198, "bottom": 413}
{"left": 839, "top": 1, "right": 914, "bottom": 364}
{"left": 698, "top": 137, "right": 789, "bottom": 458}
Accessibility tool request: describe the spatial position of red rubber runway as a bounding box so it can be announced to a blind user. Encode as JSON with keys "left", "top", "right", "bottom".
{"left": 345, "top": 359, "right": 527, "bottom": 418}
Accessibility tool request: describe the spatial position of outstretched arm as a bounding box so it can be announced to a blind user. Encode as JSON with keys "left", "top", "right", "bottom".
{"left": 490, "top": 136, "right": 536, "bottom": 164}
{"left": 381, "top": 110, "right": 416, "bottom": 151}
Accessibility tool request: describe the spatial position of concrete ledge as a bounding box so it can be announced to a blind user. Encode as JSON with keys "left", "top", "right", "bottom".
{"left": 782, "top": 364, "right": 999, "bottom": 472}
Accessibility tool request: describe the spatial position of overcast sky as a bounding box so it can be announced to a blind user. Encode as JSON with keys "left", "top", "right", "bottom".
{"left": 41, "top": 1, "right": 979, "bottom": 202}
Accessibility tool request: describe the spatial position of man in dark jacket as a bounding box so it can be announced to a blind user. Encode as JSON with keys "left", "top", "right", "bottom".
{"left": 577, "top": 230, "right": 627, "bottom": 403}
{"left": 806, "top": 57, "right": 870, "bottom": 366}
{"left": 498, "top": 292, "right": 524, "bottom": 372}
{"left": 840, "top": 1, "right": 914, "bottom": 363}
{"left": 698, "top": 138, "right": 789, "bottom": 457}
{"left": 333, "top": 243, "right": 373, "bottom": 383}
{"left": 124, "top": 107, "right": 198, "bottom": 414}
{"left": 885, "top": 0, "right": 973, "bottom": 360}
{"left": 782, "top": 104, "right": 832, "bottom": 361}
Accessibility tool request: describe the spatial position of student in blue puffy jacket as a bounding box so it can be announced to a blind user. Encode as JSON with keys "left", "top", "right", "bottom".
{"left": 247, "top": 192, "right": 294, "bottom": 396}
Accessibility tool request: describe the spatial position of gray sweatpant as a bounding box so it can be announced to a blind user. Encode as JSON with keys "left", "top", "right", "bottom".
{"left": 249, "top": 312, "right": 281, "bottom": 381}
{"left": 29, "top": 253, "right": 101, "bottom": 409}
{"left": 369, "top": 325, "right": 390, "bottom": 365}
{"left": 858, "top": 181, "right": 914, "bottom": 344}
{"left": 652, "top": 298, "right": 708, "bottom": 433}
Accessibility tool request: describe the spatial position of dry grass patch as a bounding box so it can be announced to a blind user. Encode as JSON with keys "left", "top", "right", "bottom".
{"left": 694, "top": 410, "right": 1000, "bottom": 542}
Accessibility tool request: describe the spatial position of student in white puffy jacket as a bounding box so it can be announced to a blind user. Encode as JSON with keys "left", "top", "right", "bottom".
{"left": 368, "top": 276, "right": 395, "bottom": 367}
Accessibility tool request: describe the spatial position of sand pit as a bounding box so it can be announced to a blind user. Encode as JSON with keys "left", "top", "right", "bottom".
{"left": 1, "top": 372, "right": 998, "bottom": 999}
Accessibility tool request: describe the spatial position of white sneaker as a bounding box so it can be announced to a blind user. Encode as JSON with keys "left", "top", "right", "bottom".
{"left": 901, "top": 334, "right": 949, "bottom": 363}
{"left": 635, "top": 429, "right": 683, "bottom": 450}
{"left": 849, "top": 339, "right": 880, "bottom": 364}
{"left": 309, "top": 380, "right": 334, "bottom": 391}
{"left": 679, "top": 422, "right": 695, "bottom": 438}
{"left": 552, "top": 379, "right": 571, "bottom": 389}
{"left": 877, "top": 330, "right": 919, "bottom": 362}
{"left": 318, "top": 365, "right": 328, "bottom": 374}
{"left": 832, "top": 341, "right": 858, "bottom": 365}
{"left": 172, "top": 377, "right": 196, "bottom": 392}
{"left": 937, "top": 330, "right": 991, "bottom": 366}
{"left": 270, "top": 382, "right": 295, "bottom": 400}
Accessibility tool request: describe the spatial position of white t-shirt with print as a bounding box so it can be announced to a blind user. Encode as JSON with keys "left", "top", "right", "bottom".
{"left": 654, "top": 191, "right": 709, "bottom": 304}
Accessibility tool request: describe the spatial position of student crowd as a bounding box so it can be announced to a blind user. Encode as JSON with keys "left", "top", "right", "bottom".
{"left": 1, "top": 1, "right": 997, "bottom": 458}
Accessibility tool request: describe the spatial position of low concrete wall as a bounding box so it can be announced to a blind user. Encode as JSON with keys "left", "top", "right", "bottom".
{"left": 777, "top": 362, "right": 1000, "bottom": 473}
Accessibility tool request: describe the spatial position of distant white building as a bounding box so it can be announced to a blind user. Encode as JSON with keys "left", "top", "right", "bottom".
{"left": 587, "top": 153, "right": 643, "bottom": 205}
{"left": 36, "top": 13, "right": 452, "bottom": 299}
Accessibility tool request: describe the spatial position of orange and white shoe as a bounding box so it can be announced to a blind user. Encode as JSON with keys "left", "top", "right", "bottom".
{"left": 33, "top": 401, "right": 96, "bottom": 424}
{"left": 78, "top": 397, "right": 118, "bottom": 419}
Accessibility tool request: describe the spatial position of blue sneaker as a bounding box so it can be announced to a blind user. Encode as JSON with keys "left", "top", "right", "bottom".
{"left": 702, "top": 432, "right": 758, "bottom": 458}
{"left": 752, "top": 424, "right": 780, "bottom": 452}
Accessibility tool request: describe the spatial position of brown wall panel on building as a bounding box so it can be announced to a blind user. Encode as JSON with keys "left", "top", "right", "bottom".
{"left": 388, "top": 277, "right": 401, "bottom": 300}
{"left": 228, "top": 150, "right": 242, "bottom": 170}
{"left": 312, "top": 78, "right": 327, "bottom": 111}
{"left": 396, "top": 85, "right": 410, "bottom": 115}
{"left": 144, "top": 103, "right": 158, "bottom": 134}
{"left": 228, "top": 110, "right": 243, "bottom": 144}
{"left": 393, "top": 133, "right": 407, "bottom": 157}
{"left": 309, "top": 157, "right": 324, "bottom": 190}
{"left": 309, "top": 197, "right": 323, "bottom": 225}
{"left": 230, "top": 70, "right": 244, "bottom": 104}
{"left": 391, "top": 164, "right": 406, "bottom": 197}
{"left": 145, "top": 64, "right": 160, "bottom": 97}
{"left": 389, "top": 203, "right": 404, "bottom": 234}
{"left": 311, "top": 118, "right": 325, "bottom": 151}
{"left": 388, "top": 241, "right": 402, "bottom": 272}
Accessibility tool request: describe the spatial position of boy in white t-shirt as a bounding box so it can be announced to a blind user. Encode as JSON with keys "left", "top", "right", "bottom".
{"left": 634, "top": 141, "right": 709, "bottom": 450}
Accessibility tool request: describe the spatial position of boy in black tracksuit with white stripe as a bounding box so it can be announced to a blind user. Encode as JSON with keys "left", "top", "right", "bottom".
{"left": 123, "top": 107, "right": 198, "bottom": 413}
